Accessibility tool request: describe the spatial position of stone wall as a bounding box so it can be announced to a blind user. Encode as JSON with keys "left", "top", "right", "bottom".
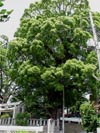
{"left": 65, "top": 122, "right": 84, "bottom": 133}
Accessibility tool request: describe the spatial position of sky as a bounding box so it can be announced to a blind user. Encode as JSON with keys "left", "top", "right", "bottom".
{"left": 0, "top": 0, "right": 39, "bottom": 40}
{"left": 0, "top": 0, "right": 100, "bottom": 40}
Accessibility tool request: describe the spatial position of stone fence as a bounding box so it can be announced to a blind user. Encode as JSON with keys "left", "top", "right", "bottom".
{"left": 0, "top": 126, "right": 43, "bottom": 133}
{"left": 0, "top": 118, "right": 48, "bottom": 126}
{"left": 0, "top": 118, "right": 59, "bottom": 133}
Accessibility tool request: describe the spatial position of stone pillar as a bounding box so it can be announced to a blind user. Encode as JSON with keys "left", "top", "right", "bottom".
{"left": 47, "top": 119, "right": 55, "bottom": 133}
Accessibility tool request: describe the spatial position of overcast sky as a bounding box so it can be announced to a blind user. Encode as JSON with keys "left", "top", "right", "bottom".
{"left": 0, "top": 0, "right": 100, "bottom": 40}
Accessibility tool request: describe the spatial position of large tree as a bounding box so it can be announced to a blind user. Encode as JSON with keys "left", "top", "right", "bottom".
{"left": 7, "top": 0, "right": 99, "bottom": 118}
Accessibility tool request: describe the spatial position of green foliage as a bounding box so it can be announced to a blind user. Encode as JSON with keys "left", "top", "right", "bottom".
{"left": 16, "top": 131, "right": 34, "bottom": 133}
{"left": 16, "top": 112, "right": 30, "bottom": 126}
{"left": 0, "top": 36, "right": 14, "bottom": 101}
{"left": 0, "top": 113, "right": 10, "bottom": 119}
{"left": 0, "top": 1, "right": 3, "bottom": 7}
{"left": 21, "top": 0, "right": 89, "bottom": 19}
{"left": 0, "top": 41, "right": 7, "bottom": 92}
{"left": 7, "top": 0, "right": 100, "bottom": 118}
{"left": 0, "top": 0, "right": 13, "bottom": 22}
{"left": 80, "top": 102, "right": 98, "bottom": 132}
{"left": 0, "top": 0, "right": 13, "bottom": 102}
{"left": 86, "top": 51, "right": 97, "bottom": 65}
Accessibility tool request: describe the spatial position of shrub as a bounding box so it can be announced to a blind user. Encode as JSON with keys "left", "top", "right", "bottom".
{"left": 16, "top": 131, "right": 33, "bottom": 133}
{"left": 16, "top": 112, "right": 30, "bottom": 126}
{"left": 80, "top": 102, "right": 98, "bottom": 133}
{"left": 0, "top": 113, "right": 10, "bottom": 119}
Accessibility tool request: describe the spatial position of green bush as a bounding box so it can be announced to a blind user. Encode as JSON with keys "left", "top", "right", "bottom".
{"left": 80, "top": 102, "right": 98, "bottom": 133}
{"left": 16, "top": 131, "right": 34, "bottom": 133}
{"left": 0, "top": 113, "right": 10, "bottom": 119}
{"left": 16, "top": 112, "right": 30, "bottom": 126}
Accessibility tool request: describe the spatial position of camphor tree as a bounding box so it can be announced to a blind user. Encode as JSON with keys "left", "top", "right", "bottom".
{"left": 7, "top": 0, "right": 99, "bottom": 118}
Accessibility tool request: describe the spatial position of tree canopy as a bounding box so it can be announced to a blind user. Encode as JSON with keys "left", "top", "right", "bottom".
{"left": 0, "top": 36, "right": 13, "bottom": 102}
{"left": 0, "top": 0, "right": 13, "bottom": 102}
{"left": 7, "top": 0, "right": 99, "bottom": 118}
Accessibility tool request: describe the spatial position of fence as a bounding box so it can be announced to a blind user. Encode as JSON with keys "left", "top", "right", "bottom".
{"left": 0, "top": 126, "right": 43, "bottom": 133}
{"left": 0, "top": 118, "right": 60, "bottom": 133}
{"left": 0, "top": 118, "right": 48, "bottom": 126}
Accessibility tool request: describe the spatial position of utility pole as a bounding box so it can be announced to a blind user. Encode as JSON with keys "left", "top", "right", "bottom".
{"left": 88, "top": 1, "right": 100, "bottom": 70}
{"left": 87, "top": 1, "right": 100, "bottom": 83}
{"left": 89, "top": 12, "right": 100, "bottom": 70}
{"left": 62, "top": 88, "right": 65, "bottom": 133}
{"left": 0, "top": 57, "right": 3, "bottom": 92}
